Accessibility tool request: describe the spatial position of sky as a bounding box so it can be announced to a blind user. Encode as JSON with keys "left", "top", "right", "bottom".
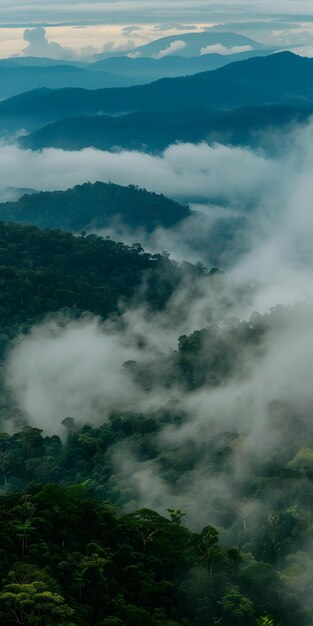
{"left": 1, "top": 1, "right": 313, "bottom": 24}
{"left": 1, "top": 1, "right": 313, "bottom": 59}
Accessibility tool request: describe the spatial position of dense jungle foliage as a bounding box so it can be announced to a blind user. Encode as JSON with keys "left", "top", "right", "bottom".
{"left": 0, "top": 484, "right": 310, "bottom": 626}
{"left": 0, "top": 219, "right": 208, "bottom": 344}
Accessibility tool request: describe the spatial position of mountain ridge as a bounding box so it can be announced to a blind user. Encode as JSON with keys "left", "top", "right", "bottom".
{"left": 0, "top": 52, "right": 312, "bottom": 133}
{"left": 96, "top": 30, "right": 264, "bottom": 59}
{"left": 20, "top": 105, "right": 311, "bottom": 152}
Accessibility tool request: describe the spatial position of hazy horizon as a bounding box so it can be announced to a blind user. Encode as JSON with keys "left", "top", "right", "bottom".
{"left": 1, "top": 0, "right": 313, "bottom": 60}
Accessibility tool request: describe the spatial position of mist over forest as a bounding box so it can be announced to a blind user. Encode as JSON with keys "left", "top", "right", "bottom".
{"left": 1, "top": 7, "right": 313, "bottom": 626}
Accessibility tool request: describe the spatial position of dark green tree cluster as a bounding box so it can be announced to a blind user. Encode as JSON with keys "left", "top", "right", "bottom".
{"left": 0, "top": 182, "right": 191, "bottom": 233}
{"left": 0, "top": 484, "right": 308, "bottom": 625}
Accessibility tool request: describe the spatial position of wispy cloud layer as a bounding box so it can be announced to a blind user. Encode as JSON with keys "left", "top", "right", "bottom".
{"left": 1, "top": 1, "right": 313, "bottom": 25}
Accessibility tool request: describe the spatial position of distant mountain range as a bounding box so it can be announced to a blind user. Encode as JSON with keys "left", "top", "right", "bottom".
{"left": 21, "top": 105, "right": 311, "bottom": 152}
{"left": 0, "top": 57, "right": 87, "bottom": 68}
{"left": 0, "top": 47, "right": 277, "bottom": 99}
{"left": 90, "top": 48, "right": 276, "bottom": 80}
{"left": 0, "top": 182, "right": 191, "bottom": 233}
{"left": 0, "top": 64, "right": 136, "bottom": 100}
{"left": 1, "top": 53, "right": 312, "bottom": 134}
{"left": 95, "top": 31, "right": 264, "bottom": 59}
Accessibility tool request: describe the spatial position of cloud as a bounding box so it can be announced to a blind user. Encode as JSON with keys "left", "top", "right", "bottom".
{"left": 101, "top": 37, "right": 135, "bottom": 53}
{"left": 21, "top": 26, "right": 98, "bottom": 60}
{"left": 152, "top": 40, "right": 187, "bottom": 58}
{"left": 127, "top": 51, "right": 142, "bottom": 58}
{"left": 23, "top": 26, "right": 65, "bottom": 57}
{"left": 2, "top": 1, "right": 313, "bottom": 25}
{"left": 209, "top": 19, "right": 313, "bottom": 50}
{"left": 153, "top": 23, "right": 199, "bottom": 32}
{"left": 5, "top": 315, "right": 171, "bottom": 434}
{"left": 200, "top": 43, "right": 253, "bottom": 55}
{"left": 122, "top": 24, "right": 142, "bottom": 35}
{"left": 0, "top": 141, "right": 274, "bottom": 208}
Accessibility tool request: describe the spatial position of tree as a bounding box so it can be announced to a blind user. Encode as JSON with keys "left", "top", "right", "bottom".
{"left": 61, "top": 417, "right": 76, "bottom": 433}
{"left": 257, "top": 616, "right": 277, "bottom": 626}
{"left": 167, "top": 509, "right": 185, "bottom": 525}
{"left": 0, "top": 450, "right": 13, "bottom": 486}
{"left": 13, "top": 495, "right": 37, "bottom": 559}
{"left": 19, "top": 427, "right": 43, "bottom": 460}
{"left": 0, "top": 580, "right": 74, "bottom": 625}
{"left": 218, "top": 587, "right": 255, "bottom": 625}
{"left": 288, "top": 448, "right": 313, "bottom": 473}
{"left": 197, "top": 526, "right": 225, "bottom": 576}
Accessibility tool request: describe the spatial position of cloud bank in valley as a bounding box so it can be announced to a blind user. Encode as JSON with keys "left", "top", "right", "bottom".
{"left": 0, "top": 140, "right": 275, "bottom": 206}
{"left": 4, "top": 120, "right": 313, "bottom": 525}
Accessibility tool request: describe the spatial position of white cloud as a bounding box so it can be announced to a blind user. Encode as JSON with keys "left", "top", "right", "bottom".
{"left": 127, "top": 51, "right": 142, "bottom": 58}
{"left": 6, "top": 316, "right": 161, "bottom": 433}
{"left": 152, "top": 39, "right": 186, "bottom": 58}
{"left": 200, "top": 43, "right": 253, "bottom": 55}
{"left": 21, "top": 26, "right": 98, "bottom": 60}
{"left": 0, "top": 141, "right": 275, "bottom": 206}
{"left": 2, "top": 1, "right": 313, "bottom": 24}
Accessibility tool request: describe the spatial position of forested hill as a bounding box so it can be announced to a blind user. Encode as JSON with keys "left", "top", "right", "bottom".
{"left": 0, "top": 220, "right": 206, "bottom": 339}
{"left": 2, "top": 52, "right": 313, "bottom": 132}
{"left": 0, "top": 182, "right": 191, "bottom": 233}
